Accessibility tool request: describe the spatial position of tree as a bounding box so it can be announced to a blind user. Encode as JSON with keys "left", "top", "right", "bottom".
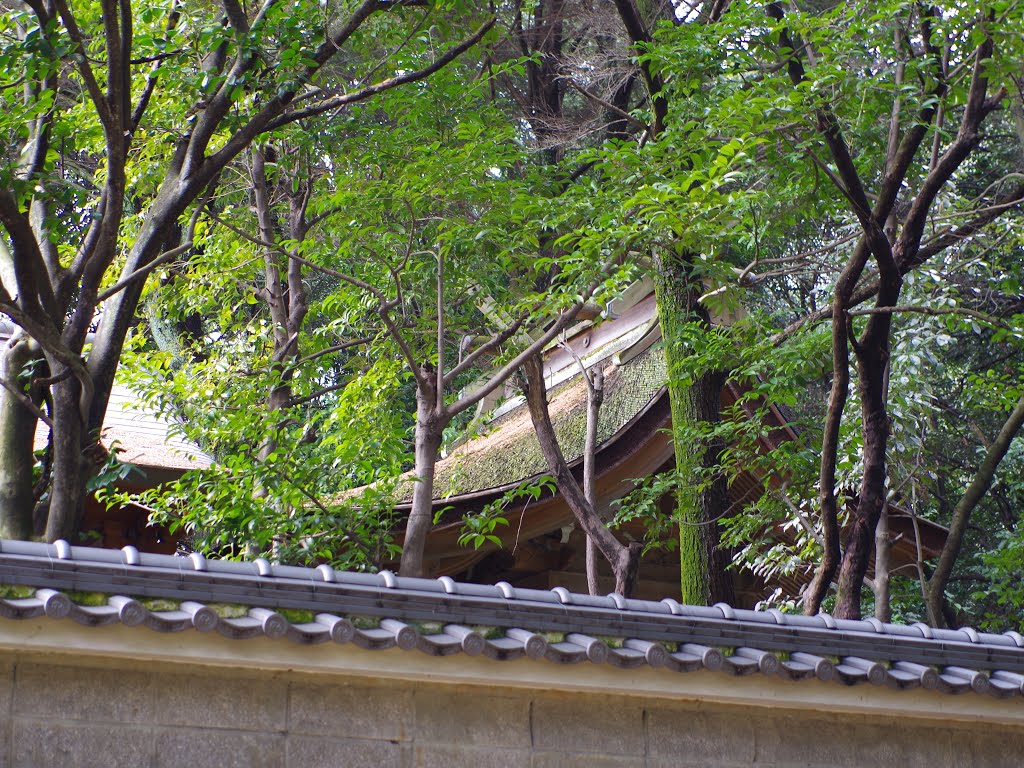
{"left": 0, "top": 0, "right": 493, "bottom": 542}
{"left": 598, "top": 0, "right": 1024, "bottom": 619}
{"left": 522, "top": 351, "right": 642, "bottom": 597}
{"left": 761, "top": 1, "right": 1024, "bottom": 618}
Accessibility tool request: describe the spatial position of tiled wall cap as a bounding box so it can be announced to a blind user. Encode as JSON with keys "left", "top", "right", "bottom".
{"left": 37, "top": 589, "right": 71, "bottom": 619}
{"left": 842, "top": 656, "right": 887, "bottom": 685}
{"left": 894, "top": 661, "right": 939, "bottom": 689}
{"left": 944, "top": 667, "right": 990, "bottom": 696}
{"left": 913, "top": 622, "right": 934, "bottom": 639}
{"left": 315, "top": 564, "right": 335, "bottom": 583}
{"left": 1005, "top": 630, "right": 1024, "bottom": 647}
{"left": 818, "top": 613, "right": 837, "bottom": 629}
{"left": 993, "top": 670, "right": 1024, "bottom": 693}
{"left": 919, "top": 666, "right": 941, "bottom": 689}
{"left": 791, "top": 652, "right": 834, "bottom": 682}
{"left": 181, "top": 601, "right": 219, "bottom": 632}
{"left": 446, "top": 625, "right": 485, "bottom": 656}
{"left": 379, "top": 570, "right": 398, "bottom": 589}
{"left": 714, "top": 603, "right": 735, "bottom": 620}
{"left": 625, "top": 638, "right": 669, "bottom": 667}
{"left": 680, "top": 643, "right": 722, "bottom": 670}
{"left": 661, "top": 598, "right": 684, "bottom": 616}
{"left": 864, "top": 617, "right": 884, "bottom": 633}
{"left": 962, "top": 627, "right": 980, "bottom": 643}
{"left": 120, "top": 546, "right": 141, "bottom": 566}
{"left": 189, "top": 552, "right": 207, "bottom": 572}
{"left": 767, "top": 608, "right": 787, "bottom": 625}
{"left": 507, "top": 628, "right": 547, "bottom": 658}
{"left": 567, "top": 633, "right": 608, "bottom": 664}
{"left": 608, "top": 592, "right": 626, "bottom": 610}
{"left": 254, "top": 558, "right": 272, "bottom": 577}
{"left": 496, "top": 581, "right": 515, "bottom": 599}
{"left": 438, "top": 576, "right": 457, "bottom": 595}
{"left": 249, "top": 608, "right": 288, "bottom": 638}
{"left": 380, "top": 619, "right": 418, "bottom": 650}
{"left": 552, "top": 586, "right": 572, "bottom": 605}
{"left": 315, "top": 614, "right": 355, "bottom": 643}
{"left": 736, "top": 647, "right": 780, "bottom": 675}
{"left": 54, "top": 540, "right": 72, "bottom": 560}
{"left": 108, "top": 596, "right": 146, "bottom": 627}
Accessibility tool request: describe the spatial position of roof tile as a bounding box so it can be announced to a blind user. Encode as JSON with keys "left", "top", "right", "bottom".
{"left": 2, "top": 539, "right": 1023, "bottom": 701}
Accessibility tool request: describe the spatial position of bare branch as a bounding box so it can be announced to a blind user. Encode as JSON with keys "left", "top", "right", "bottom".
{"left": 848, "top": 304, "right": 1020, "bottom": 333}
{"left": 286, "top": 381, "right": 350, "bottom": 407}
{"left": 435, "top": 248, "right": 444, "bottom": 412}
{"left": 221, "top": 0, "right": 250, "bottom": 35}
{"left": 258, "top": 18, "right": 496, "bottom": 135}
{"left": 283, "top": 252, "right": 426, "bottom": 386}
{"left": 612, "top": 0, "right": 667, "bottom": 137}
{"left": 288, "top": 337, "right": 374, "bottom": 370}
{"left": 567, "top": 79, "right": 647, "bottom": 133}
{"left": 0, "top": 377, "right": 52, "bottom": 428}
{"left": 50, "top": 0, "right": 113, "bottom": 131}
{"left": 131, "top": 3, "right": 182, "bottom": 131}
{"left": 444, "top": 314, "right": 528, "bottom": 385}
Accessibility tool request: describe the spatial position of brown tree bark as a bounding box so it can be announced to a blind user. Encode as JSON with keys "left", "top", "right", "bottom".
{"left": 768, "top": 3, "right": 1005, "bottom": 618}
{"left": 924, "top": 393, "right": 1024, "bottom": 626}
{"left": 0, "top": 334, "right": 41, "bottom": 540}
{"left": 522, "top": 354, "right": 641, "bottom": 597}
{"left": 583, "top": 365, "right": 604, "bottom": 596}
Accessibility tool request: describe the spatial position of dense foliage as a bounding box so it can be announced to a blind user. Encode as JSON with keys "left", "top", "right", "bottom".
{"left": 2, "top": 0, "right": 1023, "bottom": 627}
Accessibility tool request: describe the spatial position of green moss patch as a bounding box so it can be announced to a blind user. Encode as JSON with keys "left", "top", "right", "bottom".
{"left": 473, "top": 625, "right": 504, "bottom": 640}
{"left": 540, "top": 631, "right": 566, "bottom": 644}
{"left": 65, "top": 591, "right": 109, "bottom": 607}
{"left": 0, "top": 584, "right": 36, "bottom": 599}
{"left": 413, "top": 621, "right": 445, "bottom": 635}
{"left": 395, "top": 346, "right": 668, "bottom": 501}
{"left": 136, "top": 597, "right": 182, "bottom": 612}
{"left": 207, "top": 603, "right": 249, "bottom": 619}
{"left": 278, "top": 608, "right": 315, "bottom": 624}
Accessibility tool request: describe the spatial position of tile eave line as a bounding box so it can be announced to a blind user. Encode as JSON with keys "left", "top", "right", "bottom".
{"left": 3, "top": 552, "right": 1024, "bottom": 676}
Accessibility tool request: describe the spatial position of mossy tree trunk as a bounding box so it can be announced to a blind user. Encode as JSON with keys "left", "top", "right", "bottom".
{"left": 0, "top": 334, "right": 41, "bottom": 540}
{"left": 653, "top": 251, "right": 736, "bottom": 607}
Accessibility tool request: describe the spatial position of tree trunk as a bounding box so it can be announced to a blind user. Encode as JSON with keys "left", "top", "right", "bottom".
{"left": 44, "top": 376, "right": 90, "bottom": 542}
{"left": 873, "top": 504, "right": 891, "bottom": 622}
{"left": 399, "top": 368, "right": 444, "bottom": 578}
{"left": 652, "top": 251, "right": 735, "bottom": 607}
{"left": 0, "top": 336, "right": 40, "bottom": 540}
{"left": 834, "top": 308, "right": 895, "bottom": 619}
{"left": 523, "top": 355, "right": 641, "bottom": 597}
{"left": 584, "top": 367, "right": 603, "bottom": 596}
{"left": 925, "top": 392, "right": 1024, "bottom": 626}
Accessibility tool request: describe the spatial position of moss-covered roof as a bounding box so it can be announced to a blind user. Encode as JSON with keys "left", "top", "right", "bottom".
{"left": 404, "top": 345, "right": 667, "bottom": 502}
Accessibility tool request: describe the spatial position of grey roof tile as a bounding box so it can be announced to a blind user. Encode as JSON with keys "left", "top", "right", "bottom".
{"left": 789, "top": 652, "right": 834, "bottom": 682}
{"left": 666, "top": 644, "right": 721, "bottom": 672}
{"left": 504, "top": 628, "right": 548, "bottom": 659}
{"left": 836, "top": 657, "right": 888, "bottom": 686}
{"left": 622, "top": 638, "right": 669, "bottom": 667}
{"left": 606, "top": 646, "right": 649, "bottom": 669}
{"left": 2, "top": 539, "right": 1024, "bottom": 701}
{"left": 733, "top": 647, "right": 780, "bottom": 675}
{"left": 721, "top": 654, "right": 763, "bottom": 676}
